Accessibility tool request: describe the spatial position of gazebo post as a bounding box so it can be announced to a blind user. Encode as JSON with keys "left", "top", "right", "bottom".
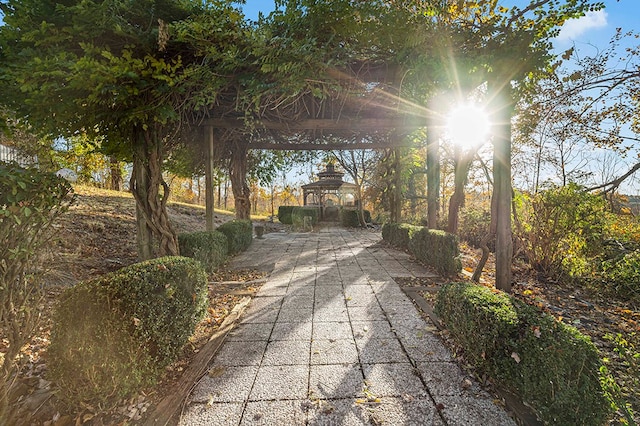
{"left": 205, "top": 125, "right": 216, "bottom": 231}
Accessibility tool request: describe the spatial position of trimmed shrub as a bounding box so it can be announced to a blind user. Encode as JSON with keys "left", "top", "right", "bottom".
{"left": 435, "top": 282, "right": 610, "bottom": 425}
{"left": 339, "top": 209, "right": 360, "bottom": 227}
{"left": 48, "top": 257, "right": 208, "bottom": 407}
{"left": 178, "top": 230, "right": 228, "bottom": 273}
{"left": 381, "top": 223, "right": 420, "bottom": 249}
{"left": 409, "top": 227, "right": 461, "bottom": 276}
{"left": 216, "top": 219, "right": 253, "bottom": 254}
{"left": 292, "top": 206, "right": 320, "bottom": 229}
{"left": 278, "top": 206, "right": 295, "bottom": 225}
{"left": 338, "top": 209, "right": 372, "bottom": 227}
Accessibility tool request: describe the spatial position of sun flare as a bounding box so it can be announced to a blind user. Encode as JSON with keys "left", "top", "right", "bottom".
{"left": 446, "top": 103, "right": 491, "bottom": 147}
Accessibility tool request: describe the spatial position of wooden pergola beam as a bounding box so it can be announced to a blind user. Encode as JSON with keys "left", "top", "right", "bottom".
{"left": 246, "top": 140, "right": 416, "bottom": 150}
{"left": 202, "top": 117, "right": 423, "bottom": 132}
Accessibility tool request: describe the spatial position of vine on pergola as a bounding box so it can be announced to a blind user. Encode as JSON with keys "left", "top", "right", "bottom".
{"left": 1, "top": 0, "right": 604, "bottom": 288}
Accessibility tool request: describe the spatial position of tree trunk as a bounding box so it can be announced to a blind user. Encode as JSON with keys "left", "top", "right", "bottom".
{"left": 109, "top": 156, "right": 123, "bottom": 191}
{"left": 130, "top": 127, "right": 179, "bottom": 260}
{"left": 230, "top": 142, "right": 251, "bottom": 220}
{"left": 391, "top": 147, "right": 403, "bottom": 223}
{"left": 426, "top": 114, "right": 441, "bottom": 229}
{"left": 205, "top": 126, "right": 215, "bottom": 231}
{"left": 446, "top": 150, "right": 474, "bottom": 234}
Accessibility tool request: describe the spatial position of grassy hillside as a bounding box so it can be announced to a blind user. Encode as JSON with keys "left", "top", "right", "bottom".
{"left": 49, "top": 185, "right": 236, "bottom": 285}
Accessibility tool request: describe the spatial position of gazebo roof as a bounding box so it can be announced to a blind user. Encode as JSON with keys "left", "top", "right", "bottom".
{"left": 301, "top": 179, "right": 357, "bottom": 191}
{"left": 302, "top": 164, "right": 357, "bottom": 191}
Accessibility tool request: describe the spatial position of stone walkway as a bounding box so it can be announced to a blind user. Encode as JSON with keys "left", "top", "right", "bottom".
{"left": 179, "top": 226, "right": 516, "bottom": 426}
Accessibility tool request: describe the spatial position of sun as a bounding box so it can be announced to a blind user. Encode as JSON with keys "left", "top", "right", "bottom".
{"left": 446, "top": 103, "right": 491, "bottom": 147}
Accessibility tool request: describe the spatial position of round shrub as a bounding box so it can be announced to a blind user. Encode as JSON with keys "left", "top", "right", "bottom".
{"left": 178, "top": 230, "right": 228, "bottom": 273}
{"left": 278, "top": 206, "right": 295, "bottom": 225}
{"left": 48, "top": 256, "right": 208, "bottom": 407}
{"left": 216, "top": 219, "right": 253, "bottom": 254}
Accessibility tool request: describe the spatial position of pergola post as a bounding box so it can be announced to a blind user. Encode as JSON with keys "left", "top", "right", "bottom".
{"left": 426, "top": 113, "right": 441, "bottom": 229}
{"left": 492, "top": 83, "right": 514, "bottom": 292}
{"left": 205, "top": 125, "right": 215, "bottom": 231}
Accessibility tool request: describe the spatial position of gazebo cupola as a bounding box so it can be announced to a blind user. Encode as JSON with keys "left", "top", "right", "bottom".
{"left": 301, "top": 163, "right": 358, "bottom": 220}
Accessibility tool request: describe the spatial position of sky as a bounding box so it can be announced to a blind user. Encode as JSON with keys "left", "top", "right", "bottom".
{"left": 239, "top": 1, "right": 639, "bottom": 51}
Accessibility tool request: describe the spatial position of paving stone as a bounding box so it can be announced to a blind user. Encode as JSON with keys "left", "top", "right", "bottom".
{"left": 309, "top": 364, "right": 365, "bottom": 399}
{"left": 416, "top": 362, "right": 481, "bottom": 397}
{"left": 365, "top": 396, "right": 444, "bottom": 426}
{"left": 312, "top": 321, "right": 353, "bottom": 340}
{"left": 277, "top": 307, "right": 313, "bottom": 323}
{"left": 386, "top": 307, "right": 425, "bottom": 322}
{"left": 189, "top": 366, "right": 259, "bottom": 403}
{"left": 314, "top": 305, "right": 349, "bottom": 323}
{"left": 245, "top": 296, "right": 283, "bottom": 312}
{"left": 214, "top": 340, "right": 267, "bottom": 366}
{"left": 351, "top": 320, "right": 395, "bottom": 341}
{"left": 178, "top": 402, "right": 244, "bottom": 426}
{"left": 315, "top": 298, "right": 347, "bottom": 310}
{"left": 262, "top": 340, "right": 311, "bottom": 365}
{"left": 241, "top": 400, "right": 307, "bottom": 426}
{"left": 314, "top": 289, "right": 345, "bottom": 303}
{"left": 270, "top": 321, "right": 313, "bottom": 341}
{"left": 249, "top": 365, "right": 309, "bottom": 400}
{"left": 227, "top": 322, "right": 273, "bottom": 342}
{"left": 362, "top": 363, "right": 428, "bottom": 397}
{"left": 281, "top": 294, "right": 315, "bottom": 309}
{"left": 436, "top": 395, "right": 518, "bottom": 426}
{"left": 356, "top": 338, "right": 409, "bottom": 364}
{"left": 258, "top": 286, "right": 289, "bottom": 297}
{"left": 315, "top": 276, "right": 343, "bottom": 286}
{"left": 180, "top": 227, "right": 516, "bottom": 426}
{"left": 311, "top": 339, "right": 359, "bottom": 365}
{"left": 347, "top": 305, "right": 386, "bottom": 321}
{"left": 402, "top": 336, "right": 453, "bottom": 363}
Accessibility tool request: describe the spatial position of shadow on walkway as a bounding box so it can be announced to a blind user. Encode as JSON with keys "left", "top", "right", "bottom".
{"left": 179, "top": 226, "right": 516, "bottom": 426}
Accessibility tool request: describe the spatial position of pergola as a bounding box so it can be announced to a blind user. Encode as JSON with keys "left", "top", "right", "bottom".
{"left": 197, "top": 61, "right": 514, "bottom": 292}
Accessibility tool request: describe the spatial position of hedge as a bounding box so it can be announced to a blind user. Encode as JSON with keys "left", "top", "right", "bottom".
{"left": 178, "top": 230, "right": 228, "bottom": 273}
{"left": 278, "top": 206, "right": 295, "bottom": 225}
{"left": 381, "top": 223, "right": 419, "bottom": 249}
{"left": 435, "top": 282, "right": 610, "bottom": 425}
{"left": 338, "top": 208, "right": 371, "bottom": 227}
{"left": 216, "top": 219, "right": 253, "bottom": 254}
{"left": 409, "top": 227, "right": 461, "bottom": 276}
{"left": 292, "top": 206, "right": 320, "bottom": 229}
{"left": 48, "top": 257, "right": 208, "bottom": 407}
{"left": 382, "top": 223, "right": 460, "bottom": 276}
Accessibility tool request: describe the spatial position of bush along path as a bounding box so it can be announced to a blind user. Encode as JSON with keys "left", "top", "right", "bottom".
{"left": 382, "top": 223, "right": 624, "bottom": 425}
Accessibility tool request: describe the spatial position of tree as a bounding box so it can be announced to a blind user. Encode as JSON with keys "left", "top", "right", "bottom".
{"left": 331, "top": 149, "right": 377, "bottom": 226}
{"left": 0, "top": 0, "right": 251, "bottom": 259}
{"left": 515, "top": 29, "right": 640, "bottom": 195}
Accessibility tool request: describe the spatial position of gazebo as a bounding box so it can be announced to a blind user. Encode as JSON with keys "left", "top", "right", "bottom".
{"left": 301, "top": 163, "right": 358, "bottom": 221}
